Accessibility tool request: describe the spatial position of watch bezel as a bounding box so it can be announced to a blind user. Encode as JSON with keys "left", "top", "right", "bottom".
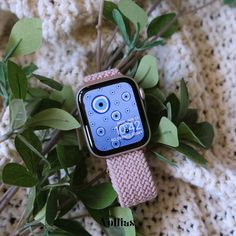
{"left": 76, "top": 76, "right": 151, "bottom": 158}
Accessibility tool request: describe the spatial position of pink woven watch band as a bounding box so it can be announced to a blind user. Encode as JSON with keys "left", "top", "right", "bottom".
{"left": 84, "top": 69, "right": 157, "bottom": 207}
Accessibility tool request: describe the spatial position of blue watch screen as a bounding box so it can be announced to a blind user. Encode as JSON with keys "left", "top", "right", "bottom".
{"left": 78, "top": 77, "right": 149, "bottom": 157}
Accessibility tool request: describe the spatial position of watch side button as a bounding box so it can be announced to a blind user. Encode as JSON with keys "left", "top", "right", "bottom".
{"left": 139, "top": 88, "right": 145, "bottom": 100}
{"left": 85, "top": 125, "right": 93, "bottom": 146}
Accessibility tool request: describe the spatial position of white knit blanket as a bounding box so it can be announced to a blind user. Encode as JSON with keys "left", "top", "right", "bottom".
{"left": 0, "top": 0, "right": 236, "bottom": 235}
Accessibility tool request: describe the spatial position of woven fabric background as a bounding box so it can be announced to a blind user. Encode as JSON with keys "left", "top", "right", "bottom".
{"left": 0, "top": 0, "right": 236, "bottom": 235}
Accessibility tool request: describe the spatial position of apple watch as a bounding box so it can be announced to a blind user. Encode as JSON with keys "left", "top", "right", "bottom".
{"left": 77, "top": 69, "right": 157, "bottom": 207}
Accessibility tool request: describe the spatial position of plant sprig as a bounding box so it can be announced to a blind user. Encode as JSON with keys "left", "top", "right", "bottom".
{"left": 0, "top": 0, "right": 219, "bottom": 235}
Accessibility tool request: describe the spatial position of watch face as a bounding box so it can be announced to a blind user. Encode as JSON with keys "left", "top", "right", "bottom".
{"left": 77, "top": 77, "right": 150, "bottom": 157}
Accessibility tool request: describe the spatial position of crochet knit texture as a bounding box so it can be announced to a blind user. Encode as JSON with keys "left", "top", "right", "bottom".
{"left": 0, "top": 0, "right": 236, "bottom": 235}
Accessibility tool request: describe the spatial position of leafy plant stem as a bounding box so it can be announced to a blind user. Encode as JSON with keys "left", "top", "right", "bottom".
{"left": 18, "top": 134, "right": 50, "bottom": 166}
{"left": 72, "top": 169, "right": 107, "bottom": 190}
{"left": 16, "top": 217, "right": 44, "bottom": 235}
{"left": 120, "top": 52, "right": 143, "bottom": 74}
{"left": 116, "top": 0, "right": 218, "bottom": 73}
{"left": 127, "top": 26, "right": 140, "bottom": 55}
{"left": 0, "top": 109, "right": 78, "bottom": 214}
{"left": 39, "top": 173, "right": 50, "bottom": 187}
{"left": 183, "top": 0, "right": 218, "bottom": 16}
{"left": 0, "top": 130, "right": 14, "bottom": 144}
{"left": 59, "top": 198, "right": 75, "bottom": 211}
{"left": 151, "top": 12, "right": 180, "bottom": 41}
{"left": 60, "top": 170, "right": 107, "bottom": 211}
{"left": 42, "top": 183, "right": 70, "bottom": 191}
{"left": 68, "top": 213, "right": 90, "bottom": 220}
{"left": 0, "top": 105, "right": 7, "bottom": 121}
{"left": 3, "top": 39, "right": 22, "bottom": 63}
{"left": 148, "top": 0, "right": 162, "bottom": 15}
{"left": 81, "top": 169, "right": 107, "bottom": 189}
{"left": 0, "top": 183, "right": 4, "bottom": 192}
{"left": 102, "top": 42, "right": 125, "bottom": 70}
{"left": 0, "top": 186, "right": 19, "bottom": 213}
{"left": 42, "top": 130, "right": 62, "bottom": 155}
{"left": 42, "top": 108, "right": 78, "bottom": 155}
{"left": 116, "top": 50, "right": 135, "bottom": 70}
{"left": 101, "top": 0, "right": 162, "bottom": 70}
{"left": 96, "top": 0, "right": 105, "bottom": 71}
{"left": 101, "top": 27, "right": 118, "bottom": 64}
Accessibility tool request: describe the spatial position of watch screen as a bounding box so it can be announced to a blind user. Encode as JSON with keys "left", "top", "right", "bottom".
{"left": 77, "top": 77, "right": 150, "bottom": 157}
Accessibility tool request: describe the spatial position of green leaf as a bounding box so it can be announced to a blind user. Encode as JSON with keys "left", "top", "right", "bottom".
{"left": 70, "top": 155, "right": 87, "bottom": 188}
{"left": 127, "top": 60, "right": 139, "bottom": 78}
{"left": 178, "top": 122, "right": 205, "bottom": 147}
{"left": 166, "top": 102, "right": 172, "bottom": 121}
{"left": 22, "top": 187, "right": 36, "bottom": 224}
{"left": 42, "top": 183, "right": 70, "bottom": 191}
{"left": 136, "top": 233, "right": 143, "bottom": 236}
{"left": 145, "top": 87, "right": 166, "bottom": 103}
{"left": 156, "top": 117, "right": 179, "bottom": 147}
{"left": 6, "top": 18, "right": 42, "bottom": 57}
{"left": 76, "top": 127, "right": 88, "bottom": 151}
{"left": 176, "top": 79, "right": 189, "bottom": 123}
{"left": 104, "top": 226, "right": 125, "bottom": 236}
{"left": 104, "top": 1, "right": 118, "bottom": 23}
{"left": 49, "top": 229, "right": 73, "bottom": 236}
{"left": 134, "top": 55, "right": 159, "bottom": 89}
{"left": 165, "top": 93, "right": 180, "bottom": 123}
{"left": 57, "top": 188, "right": 77, "bottom": 217}
{"left": 15, "top": 130, "right": 42, "bottom": 173}
{"left": 183, "top": 109, "right": 198, "bottom": 125}
{"left": 26, "top": 108, "right": 80, "bottom": 130}
{"left": 137, "top": 39, "right": 165, "bottom": 51}
{"left": 17, "top": 133, "right": 50, "bottom": 167}
{"left": 50, "top": 85, "right": 76, "bottom": 112}
{"left": 129, "top": 22, "right": 141, "bottom": 51}
{"left": 59, "top": 131, "right": 78, "bottom": 146}
{"left": 87, "top": 207, "right": 110, "bottom": 226}
{"left": 7, "top": 60, "right": 28, "bottom": 99}
{"left": 2, "top": 163, "right": 37, "bottom": 187}
{"left": 33, "top": 190, "right": 48, "bottom": 219}
{"left": 46, "top": 189, "right": 58, "bottom": 225}
{"left": 175, "top": 143, "right": 207, "bottom": 166}
{"left": 56, "top": 145, "right": 82, "bottom": 168}
{"left": 146, "top": 93, "right": 165, "bottom": 133}
{"left": 33, "top": 74, "right": 63, "bottom": 91}
{"left": 9, "top": 99, "right": 27, "bottom": 130}
{"left": 27, "top": 87, "right": 49, "bottom": 100}
{"left": 42, "top": 149, "right": 61, "bottom": 177}
{"left": 103, "top": 1, "right": 131, "bottom": 35}
{"left": 224, "top": 0, "right": 236, "bottom": 4}
{"left": 30, "top": 98, "right": 62, "bottom": 116}
{"left": 23, "top": 63, "right": 38, "bottom": 76}
{"left": 25, "top": 99, "right": 42, "bottom": 117}
{"left": 0, "top": 62, "right": 6, "bottom": 87}
{"left": 190, "top": 122, "right": 214, "bottom": 149}
{"left": 0, "top": 62, "right": 9, "bottom": 103}
{"left": 113, "top": 9, "right": 130, "bottom": 45}
{"left": 54, "top": 219, "right": 91, "bottom": 236}
{"left": 151, "top": 151, "right": 177, "bottom": 167}
{"left": 78, "top": 183, "right": 117, "bottom": 209}
{"left": 3, "top": 39, "right": 22, "bottom": 62}
{"left": 147, "top": 13, "right": 178, "bottom": 38}
{"left": 34, "top": 204, "right": 46, "bottom": 224}
{"left": 110, "top": 207, "right": 135, "bottom": 236}
{"left": 118, "top": 0, "right": 148, "bottom": 30}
